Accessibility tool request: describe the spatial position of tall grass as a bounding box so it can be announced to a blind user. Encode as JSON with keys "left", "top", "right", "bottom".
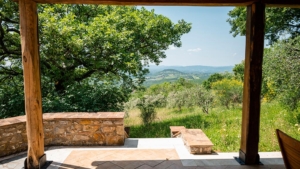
{"left": 125, "top": 101, "right": 300, "bottom": 152}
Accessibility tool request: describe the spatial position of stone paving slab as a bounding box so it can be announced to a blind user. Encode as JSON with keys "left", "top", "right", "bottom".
{"left": 61, "top": 149, "right": 180, "bottom": 169}
{"left": 0, "top": 138, "right": 285, "bottom": 169}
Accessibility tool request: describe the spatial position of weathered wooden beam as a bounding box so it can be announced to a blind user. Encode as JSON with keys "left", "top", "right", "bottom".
{"left": 31, "top": 0, "right": 300, "bottom": 7}
{"left": 239, "top": 1, "right": 265, "bottom": 165}
{"left": 19, "top": 0, "right": 45, "bottom": 168}
{"left": 265, "top": 0, "right": 300, "bottom": 8}
{"left": 33, "top": 0, "right": 253, "bottom": 5}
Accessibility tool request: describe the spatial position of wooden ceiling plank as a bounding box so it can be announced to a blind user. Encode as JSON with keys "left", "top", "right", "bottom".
{"left": 31, "top": 0, "right": 300, "bottom": 7}
{"left": 32, "top": 0, "right": 254, "bottom": 6}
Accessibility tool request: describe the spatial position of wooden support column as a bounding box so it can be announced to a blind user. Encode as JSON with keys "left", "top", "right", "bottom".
{"left": 239, "top": 2, "right": 265, "bottom": 165}
{"left": 19, "top": 0, "right": 45, "bottom": 168}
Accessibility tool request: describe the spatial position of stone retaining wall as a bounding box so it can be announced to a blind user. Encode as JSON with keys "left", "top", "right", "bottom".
{"left": 0, "top": 112, "right": 125, "bottom": 157}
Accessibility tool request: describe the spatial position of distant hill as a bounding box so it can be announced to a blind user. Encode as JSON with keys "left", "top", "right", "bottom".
{"left": 147, "top": 65, "right": 233, "bottom": 74}
{"left": 156, "top": 69, "right": 186, "bottom": 75}
{"left": 142, "top": 65, "right": 234, "bottom": 87}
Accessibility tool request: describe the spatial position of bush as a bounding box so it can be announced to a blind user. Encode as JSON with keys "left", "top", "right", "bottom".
{"left": 123, "top": 98, "right": 139, "bottom": 117}
{"left": 211, "top": 79, "right": 243, "bottom": 109}
{"left": 136, "top": 94, "right": 164, "bottom": 125}
{"left": 167, "top": 90, "right": 190, "bottom": 111}
{"left": 263, "top": 36, "right": 300, "bottom": 111}
{"left": 43, "top": 81, "right": 128, "bottom": 112}
{"left": 190, "top": 86, "right": 214, "bottom": 114}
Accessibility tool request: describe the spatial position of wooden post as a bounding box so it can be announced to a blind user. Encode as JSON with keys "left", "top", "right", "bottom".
{"left": 19, "top": 0, "right": 45, "bottom": 168}
{"left": 239, "top": 2, "right": 265, "bottom": 165}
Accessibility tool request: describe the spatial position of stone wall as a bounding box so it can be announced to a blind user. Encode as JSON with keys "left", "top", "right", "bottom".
{"left": 0, "top": 112, "right": 125, "bottom": 157}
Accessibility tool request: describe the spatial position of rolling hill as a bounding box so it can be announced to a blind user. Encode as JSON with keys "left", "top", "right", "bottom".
{"left": 143, "top": 65, "right": 234, "bottom": 87}
{"left": 147, "top": 65, "right": 233, "bottom": 74}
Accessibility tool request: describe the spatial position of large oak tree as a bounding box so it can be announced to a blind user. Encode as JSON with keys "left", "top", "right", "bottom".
{"left": 0, "top": 1, "right": 191, "bottom": 117}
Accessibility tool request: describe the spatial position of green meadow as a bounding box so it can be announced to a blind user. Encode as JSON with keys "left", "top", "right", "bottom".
{"left": 125, "top": 101, "right": 300, "bottom": 152}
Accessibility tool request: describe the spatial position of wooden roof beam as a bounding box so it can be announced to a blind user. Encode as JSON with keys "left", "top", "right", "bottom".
{"left": 265, "top": 0, "right": 300, "bottom": 8}
{"left": 31, "top": 0, "right": 300, "bottom": 7}
{"left": 32, "top": 0, "right": 254, "bottom": 6}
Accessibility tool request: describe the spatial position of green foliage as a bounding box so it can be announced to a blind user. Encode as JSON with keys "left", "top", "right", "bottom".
{"left": 123, "top": 98, "right": 139, "bottom": 117}
{"left": 0, "top": 4, "right": 191, "bottom": 117}
{"left": 146, "top": 82, "right": 173, "bottom": 97}
{"left": 167, "top": 90, "right": 190, "bottom": 111}
{"left": 128, "top": 101, "right": 300, "bottom": 152}
{"left": 203, "top": 73, "right": 224, "bottom": 89}
{"left": 126, "top": 78, "right": 215, "bottom": 115}
{"left": 203, "top": 72, "right": 233, "bottom": 89}
{"left": 211, "top": 79, "right": 243, "bottom": 109}
{"left": 42, "top": 79, "right": 128, "bottom": 113}
{"left": 263, "top": 36, "right": 300, "bottom": 111}
{"left": 189, "top": 86, "right": 214, "bottom": 114}
{"left": 0, "top": 74, "right": 24, "bottom": 118}
{"left": 0, "top": 0, "right": 23, "bottom": 117}
{"left": 261, "top": 77, "right": 277, "bottom": 102}
{"left": 227, "top": 7, "right": 300, "bottom": 109}
{"left": 227, "top": 7, "right": 300, "bottom": 44}
{"left": 136, "top": 94, "right": 164, "bottom": 125}
{"left": 232, "top": 60, "right": 244, "bottom": 81}
{"left": 37, "top": 5, "right": 191, "bottom": 92}
{"left": 0, "top": 76, "right": 130, "bottom": 118}
{"left": 145, "top": 78, "right": 195, "bottom": 96}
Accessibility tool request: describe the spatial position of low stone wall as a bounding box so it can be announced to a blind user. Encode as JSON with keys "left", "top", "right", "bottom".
{"left": 0, "top": 116, "right": 28, "bottom": 157}
{"left": 0, "top": 112, "right": 125, "bottom": 157}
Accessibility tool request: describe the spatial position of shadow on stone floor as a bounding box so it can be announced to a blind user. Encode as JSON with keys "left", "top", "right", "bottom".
{"left": 0, "top": 153, "right": 26, "bottom": 164}
{"left": 50, "top": 161, "right": 89, "bottom": 169}
{"left": 88, "top": 159, "right": 285, "bottom": 169}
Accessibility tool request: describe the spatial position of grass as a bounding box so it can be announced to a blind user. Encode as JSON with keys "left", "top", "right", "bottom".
{"left": 124, "top": 101, "right": 300, "bottom": 152}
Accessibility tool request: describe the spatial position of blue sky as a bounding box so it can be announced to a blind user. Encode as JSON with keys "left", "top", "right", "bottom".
{"left": 142, "top": 6, "right": 246, "bottom": 66}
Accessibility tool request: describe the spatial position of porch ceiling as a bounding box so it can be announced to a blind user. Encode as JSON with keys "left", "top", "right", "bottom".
{"left": 29, "top": 0, "right": 300, "bottom": 7}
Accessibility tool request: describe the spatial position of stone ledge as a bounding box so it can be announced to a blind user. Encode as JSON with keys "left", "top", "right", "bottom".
{"left": 43, "top": 112, "right": 124, "bottom": 120}
{"left": 0, "top": 112, "right": 125, "bottom": 157}
{"left": 0, "top": 116, "right": 27, "bottom": 127}
{"left": 0, "top": 112, "right": 125, "bottom": 127}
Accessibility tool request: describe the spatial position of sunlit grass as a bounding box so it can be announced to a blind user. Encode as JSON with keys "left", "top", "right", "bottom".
{"left": 125, "top": 101, "right": 300, "bottom": 152}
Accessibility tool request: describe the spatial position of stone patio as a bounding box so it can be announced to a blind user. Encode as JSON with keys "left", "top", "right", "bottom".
{"left": 0, "top": 138, "right": 285, "bottom": 169}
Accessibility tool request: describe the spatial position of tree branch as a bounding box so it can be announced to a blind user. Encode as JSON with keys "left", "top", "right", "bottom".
{"left": 7, "top": 28, "right": 20, "bottom": 34}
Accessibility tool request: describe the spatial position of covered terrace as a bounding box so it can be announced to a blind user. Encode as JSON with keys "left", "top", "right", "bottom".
{"left": 2, "top": 0, "right": 300, "bottom": 168}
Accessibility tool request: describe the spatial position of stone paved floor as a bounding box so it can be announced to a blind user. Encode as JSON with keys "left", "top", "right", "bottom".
{"left": 0, "top": 138, "right": 285, "bottom": 169}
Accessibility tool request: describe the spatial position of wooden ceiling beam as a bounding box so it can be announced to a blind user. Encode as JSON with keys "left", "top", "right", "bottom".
{"left": 32, "top": 0, "right": 253, "bottom": 6}
{"left": 264, "top": 0, "right": 300, "bottom": 7}
{"left": 31, "top": 0, "right": 300, "bottom": 7}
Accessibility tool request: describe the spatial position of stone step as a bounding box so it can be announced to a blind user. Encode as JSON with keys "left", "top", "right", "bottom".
{"left": 170, "top": 126, "right": 186, "bottom": 138}
{"left": 170, "top": 126, "right": 214, "bottom": 154}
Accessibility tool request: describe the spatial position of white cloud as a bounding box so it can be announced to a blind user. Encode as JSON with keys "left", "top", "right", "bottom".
{"left": 233, "top": 53, "right": 237, "bottom": 56}
{"left": 168, "top": 45, "right": 177, "bottom": 50}
{"left": 187, "top": 48, "right": 201, "bottom": 52}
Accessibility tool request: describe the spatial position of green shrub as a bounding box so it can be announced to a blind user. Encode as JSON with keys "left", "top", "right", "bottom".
{"left": 190, "top": 86, "right": 214, "bottom": 114}
{"left": 136, "top": 94, "right": 164, "bottom": 125}
{"left": 211, "top": 79, "right": 243, "bottom": 109}
{"left": 167, "top": 90, "right": 190, "bottom": 111}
